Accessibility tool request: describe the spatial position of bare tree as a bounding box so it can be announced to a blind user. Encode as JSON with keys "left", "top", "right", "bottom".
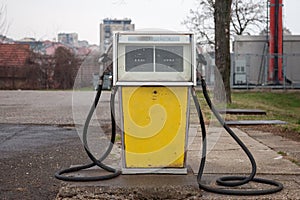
{"left": 28, "top": 51, "right": 56, "bottom": 89}
{"left": 184, "top": 0, "right": 266, "bottom": 103}
{"left": 215, "top": 0, "right": 232, "bottom": 103}
{"left": 183, "top": 0, "right": 267, "bottom": 45}
{"left": 183, "top": 0, "right": 215, "bottom": 45}
{"left": 231, "top": 0, "right": 267, "bottom": 35}
{"left": 0, "top": 4, "right": 9, "bottom": 36}
{"left": 53, "top": 47, "right": 80, "bottom": 89}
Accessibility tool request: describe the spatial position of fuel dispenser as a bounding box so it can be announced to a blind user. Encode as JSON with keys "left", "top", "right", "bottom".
{"left": 55, "top": 31, "right": 283, "bottom": 196}
{"left": 113, "top": 32, "right": 195, "bottom": 174}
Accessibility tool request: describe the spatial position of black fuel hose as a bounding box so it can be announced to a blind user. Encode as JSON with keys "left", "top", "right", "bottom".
{"left": 55, "top": 80, "right": 121, "bottom": 181}
{"left": 193, "top": 77, "right": 283, "bottom": 195}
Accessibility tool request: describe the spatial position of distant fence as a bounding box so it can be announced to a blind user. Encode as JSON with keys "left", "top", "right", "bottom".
{"left": 201, "top": 53, "right": 300, "bottom": 89}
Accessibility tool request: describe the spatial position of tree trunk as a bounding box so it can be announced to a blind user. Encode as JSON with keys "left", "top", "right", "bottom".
{"left": 214, "top": 0, "right": 232, "bottom": 104}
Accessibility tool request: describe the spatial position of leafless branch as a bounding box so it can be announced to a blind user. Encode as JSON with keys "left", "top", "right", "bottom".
{"left": 183, "top": 0, "right": 267, "bottom": 46}
{"left": 0, "top": 4, "right": 9, "bottom": 36}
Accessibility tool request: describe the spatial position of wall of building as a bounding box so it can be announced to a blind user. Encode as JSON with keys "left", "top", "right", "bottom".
{"left": 283, "top": 36, "right": 300, "bottom": 84}
{"left": 0, "top": 65, "right": 44, "bottom": 89}
{"left": 58, "top": 33, "right": 79, "bottom": 47}
{"left": 232, "top": 35, "right": 300, "bottom": 87}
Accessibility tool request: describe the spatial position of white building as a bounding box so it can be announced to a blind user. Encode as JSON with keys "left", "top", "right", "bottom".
{"left": 99, "top": 18, "right": 134, "bottom": 53}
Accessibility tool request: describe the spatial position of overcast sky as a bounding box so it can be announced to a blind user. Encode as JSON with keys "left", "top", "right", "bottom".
{"left": 2, "top": 0, "right": 300, "bottom": 45}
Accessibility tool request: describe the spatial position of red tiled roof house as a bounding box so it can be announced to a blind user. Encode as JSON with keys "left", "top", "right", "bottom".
{"left": 0, "top": 44, "right": 40, "bottom": 89}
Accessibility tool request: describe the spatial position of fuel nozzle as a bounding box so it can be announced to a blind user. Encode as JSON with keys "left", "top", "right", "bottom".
{"left": 98, "top": 43, "right": 113, "bottom": 86}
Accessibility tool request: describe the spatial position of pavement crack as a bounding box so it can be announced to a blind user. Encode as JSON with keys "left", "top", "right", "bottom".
{"left": 0, "top": 125, "right": 30, "bottom": 145}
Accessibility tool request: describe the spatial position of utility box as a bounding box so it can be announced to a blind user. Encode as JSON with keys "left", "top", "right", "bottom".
{"left": 113, "top": 32, "right": 196, "bottom": 174}
{"left": 234, "top": 59, "right": 247, "bottom": 85}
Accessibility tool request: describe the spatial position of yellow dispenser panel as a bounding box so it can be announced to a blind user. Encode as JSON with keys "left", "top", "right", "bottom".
{"left": 121, "top": 86, "right": 188, "bottom": 168}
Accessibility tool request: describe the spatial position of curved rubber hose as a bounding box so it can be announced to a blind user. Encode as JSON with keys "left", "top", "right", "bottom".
{"left": 55, "top": 83, "right": 121, "bottom": 181}
{"left": 193, "top": 78, "right": 283, "bottom": 195}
